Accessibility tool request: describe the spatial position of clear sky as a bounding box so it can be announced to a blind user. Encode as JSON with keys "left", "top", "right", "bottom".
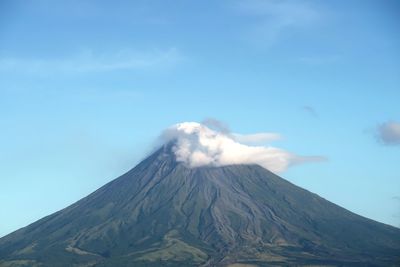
{"left": 1, "top": 0, "right": 399, "bottom": 237}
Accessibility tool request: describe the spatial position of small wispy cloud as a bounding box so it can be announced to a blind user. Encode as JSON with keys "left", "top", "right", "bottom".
{"left": 375, "top": 121, "right": 400, "bottom": 146}
{"left": 0, "top": 47, "right": 182, "bottom": 75}
{"left": 202, "top": 118, "right": 231, "bottom": 134}
{"left": 302, "top": 105, "right": 318, "bottom": 118}
{"left": 233, "top": 0, "right": 320, "bottom": 45}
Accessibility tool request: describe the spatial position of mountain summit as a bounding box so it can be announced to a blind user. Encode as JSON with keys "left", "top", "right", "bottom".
{"left": 1, "top": 144, "right": 399, "bottom": 266}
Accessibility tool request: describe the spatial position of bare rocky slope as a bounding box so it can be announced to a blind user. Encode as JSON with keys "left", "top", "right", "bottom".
{"left": 1, "top": 144, "right": 400, "bottom": 267}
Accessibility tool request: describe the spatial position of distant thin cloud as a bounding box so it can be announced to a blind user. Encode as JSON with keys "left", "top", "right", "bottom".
{"left": 0, "top": 47, "right": 182, "bottom": 75}
{"left": 376, "top": 121, "right": 400, "bottom": 146}
{"left": 298, "top": 55, "right": 341, "bottom": 65}
{"left": 393, "top": 196, "right": 400, "bottom": 227}
{"left": 202, "top": 118, "right": 282, "bottom": 144}
{"left": 233, "top": 132, "right": 282, "bottom": 144}
{"left": 302, "top": 105, "right": 318, "bottom": 118}
{"left": 233, "top": 0, "right": 320, "bottom": 46}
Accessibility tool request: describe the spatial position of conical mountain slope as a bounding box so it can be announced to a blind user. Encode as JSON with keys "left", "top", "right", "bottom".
{"left": 1, "top": 145, "right": 400, "bottom": 267}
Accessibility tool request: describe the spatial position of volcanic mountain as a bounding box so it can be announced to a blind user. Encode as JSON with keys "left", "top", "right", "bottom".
{"left": 1, "top": 144, "right": 400, "bottom": 267}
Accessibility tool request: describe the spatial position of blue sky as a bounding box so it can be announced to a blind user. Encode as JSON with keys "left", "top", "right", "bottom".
{"left": 1, "top": 0, "right": 399, "bottom": 237}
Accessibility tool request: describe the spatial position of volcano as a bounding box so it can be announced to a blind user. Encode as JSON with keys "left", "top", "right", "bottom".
{"left": 1, "top": 144, "right": 399, "bottom": 267}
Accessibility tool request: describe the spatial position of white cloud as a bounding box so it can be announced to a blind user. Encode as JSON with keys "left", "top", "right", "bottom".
{"left": 376, "top": 121, "right": 400, "bottom": 146}
{"left": 161, "top": 122, "right": 325, "bottom": 173}
{"left": 0, "top": 47, "right": 181, "bottom": 75}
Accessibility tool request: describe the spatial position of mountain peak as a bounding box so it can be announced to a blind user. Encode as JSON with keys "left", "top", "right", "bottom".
{"left": 0, "top": 147, "right": 399, "bottom": 266}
